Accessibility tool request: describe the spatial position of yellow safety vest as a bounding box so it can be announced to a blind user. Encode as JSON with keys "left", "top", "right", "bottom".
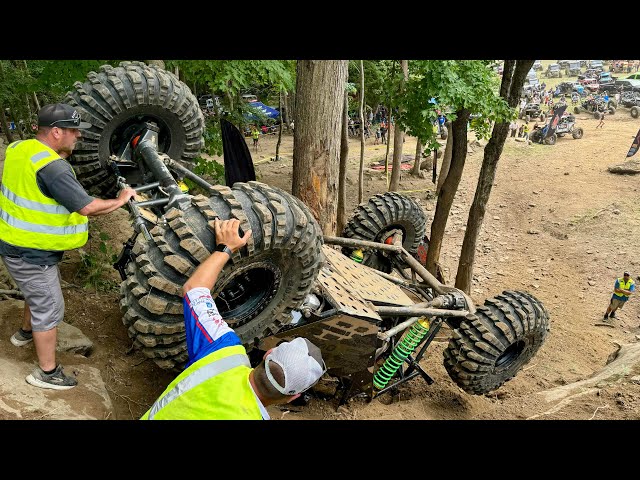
{"left": 252, "top": 130, "right": 259, "bottom": 139}
{"left": 0, "top": 139, "right": 88, "bottom": 251}
{"left": 141, "top": 345, "right": 263, "bottom": 420}
{"left": 615, "top": 277, "right": 635, "bottom": 299}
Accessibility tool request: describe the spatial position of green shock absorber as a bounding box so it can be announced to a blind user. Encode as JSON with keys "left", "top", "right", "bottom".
{"left": 373, "top": 318, "right": 430, "bottom": 390}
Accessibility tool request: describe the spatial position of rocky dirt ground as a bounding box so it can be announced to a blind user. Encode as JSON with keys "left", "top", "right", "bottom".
{"left": 1, "top": 105, "right": 640, "bottom": 421}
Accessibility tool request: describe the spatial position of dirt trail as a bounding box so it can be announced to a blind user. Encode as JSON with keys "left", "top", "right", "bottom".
{"left": 1, "top": 111, "right": 639, "bottom": 420}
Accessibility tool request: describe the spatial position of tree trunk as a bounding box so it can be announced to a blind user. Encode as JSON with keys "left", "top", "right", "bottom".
{"left": 337, "top": 90, "right": 349, "bottom": 235}
{"left": 32, "top": 92, "right": 41, "bottom": 112}
{"left": 275, "top": 92, "right": 284, "bottom": 161}
{"left": 436, "top": 120, "right": 453, "bottom": 195}
{"left": 282, "top": 91, "right": 290, "bottom": 130}
{"left": 455, "top": 60, "right": 533, "bottom": 293}
{"left": 292, "top": 60, "right": 348, "bottom": 235}
{"left": 358, "top": 60, "right": 365, "bottom": 203}
{"left": 384, "top": 101, "right": 392, "bottom": 175}
{"left": 411, "top": 138, "right": 422, "bottom": 176}
{"left": 0, "top": 103, "right": 14, "bottom": 143}
{"left": 389, "top": 60, "right": 408, "bottom": 192}
{"left": 426, "top": 109, "right": 471, "bottom": 276}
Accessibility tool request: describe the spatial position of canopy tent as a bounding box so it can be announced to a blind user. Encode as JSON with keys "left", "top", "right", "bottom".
{"left": 245, "top": 101, "right": 280, "bottom": 120}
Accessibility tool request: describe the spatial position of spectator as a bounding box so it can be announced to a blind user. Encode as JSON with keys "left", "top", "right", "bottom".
{"left": 603, "top": 271, "right": 635, "bottom": 321}
{"left": 251, "top": 126, "right": 260, "bottom": 151}
{"left": 596, "top": 113, "right": 605, "bottom": 129}
{"left": 523, "top": 122, "right": 530, "bottom": 141}
{"left": 509, "top": 120, "right": 518, "bottom": 137}
{"left": 380, "top": 121, "right": 387, "bottom": 144}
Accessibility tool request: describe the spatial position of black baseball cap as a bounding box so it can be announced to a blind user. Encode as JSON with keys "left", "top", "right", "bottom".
{"left": 38, "top": 103, "right": 91, "bottom": 129}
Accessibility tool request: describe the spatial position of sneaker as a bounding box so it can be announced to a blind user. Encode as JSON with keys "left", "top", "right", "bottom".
{"left": 603, "top": 313, "right": 609, "bottom": 319}
{"left": 610, "top": 312, "right": 616, "bottom": 319}
{"left": 10, "top": 328, "right": 33, "bottom": 347}
{"left": 26, "top": 365, "right": 77, "bottom": 390}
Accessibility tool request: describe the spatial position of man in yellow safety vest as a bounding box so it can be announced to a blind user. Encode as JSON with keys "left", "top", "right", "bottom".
{"left": 604, "top": 271, "right": 635, "bottom": 321}
{"left": 141, "top": 218, "right": 326, "bottom": 419}
{"left": 0, "top": 103, "right": 136, "bottom": 390}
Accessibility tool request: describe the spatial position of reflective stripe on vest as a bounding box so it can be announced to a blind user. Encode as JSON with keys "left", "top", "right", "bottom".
{"left": 616, "top": 277, "right": 635, "bottom": 299}
{"left": 0, "top": 139, "right": 88, "bottom": 251}
{"left": 147, "top": 353, "right": 250, "bottom": 420}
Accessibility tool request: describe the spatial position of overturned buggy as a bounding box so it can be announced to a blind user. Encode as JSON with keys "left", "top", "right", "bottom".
{"left": 64, "top": 61, "right": 550, "bottom": 404}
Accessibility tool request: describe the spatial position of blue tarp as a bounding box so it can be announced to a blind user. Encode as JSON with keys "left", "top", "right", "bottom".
{"left": 245, "top": 101, "right": 280, "bottom": 120}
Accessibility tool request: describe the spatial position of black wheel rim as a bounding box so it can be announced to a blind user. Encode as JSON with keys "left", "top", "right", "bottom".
{"left": 215, "top": 262, "right": 281, "bottom": 328}
{"left": 495, "top": 340, "right": 526, "bottom": 371}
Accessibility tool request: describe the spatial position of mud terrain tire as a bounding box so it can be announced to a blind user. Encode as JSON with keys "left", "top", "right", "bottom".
{"left": 120, "top": 182, "right": 323, "bottom": 370}
{"left": 65, "top": 61, "right": 205, "bottom": 198}
{"left": 341, "top": 192, "right": 427, "bottom": 273}
{"left": 631, "top": 106, "right": 640, "bottom": 119}
{"left": 443, "top": 290, "right": 549, "bottom": 395}
{"left": 572, "top": 127, "right": 584, "bottom": 139}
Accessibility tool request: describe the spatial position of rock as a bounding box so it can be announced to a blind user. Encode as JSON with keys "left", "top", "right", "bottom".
{"left": 586, "top": 250, "right": 594, "bottom": 254}
{"left": 630, "top": 376, "right": 640, "bottom": 385}
{"left": 493, "top": 216, "right": 500, "bottom": 220}
{"left": 527, "top": 229, "right": 540, "bottom": 234}
{"left": 532, "top": 284, "right": 540, "bottom": 289}
{"left": 57, "top": 322, "right": 94, "bottom": 356}
{"left": 613, "top": 209, "right": 620, "bottom": 215}
{"left": 533, "top": 191, "right": 540, "bottom": 195}
{"left": 564, "top": 172, "right": 569, "bottom": 175}
{"left": 528, "top": 203, "right": 536, "bottom": 207}
{"left": 0, "top": 357, "right": 112, "bottom": 419}
{"left": 588, "top": 281, "right": 596, "bottom": 286}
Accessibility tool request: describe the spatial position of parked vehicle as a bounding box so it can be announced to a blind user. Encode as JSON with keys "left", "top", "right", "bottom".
{"left": 544, "top": 63, "right": 562, "bottom": 78}
{"left": 589, "top": 60, "right": 604, "bottom": 72}
{"left": 533, "top": 60, "right": 543, "bottom": 71}
{"left": 565, "top": 61, "right": 581, "bottom": 76}
{"left": 574, "top": 97, "right": 615, "bottom": 119}
{"left": 519, "top": 102, "right": 546, "bottom": 123}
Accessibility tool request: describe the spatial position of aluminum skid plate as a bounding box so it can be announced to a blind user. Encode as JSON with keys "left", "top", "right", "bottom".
{"left": 320, "top": 245, "right": 415, "bottom": 309}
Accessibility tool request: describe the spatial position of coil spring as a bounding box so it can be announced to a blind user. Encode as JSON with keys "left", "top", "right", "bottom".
{"left": 373, "top": 318, "right": 430, "bottom": 390}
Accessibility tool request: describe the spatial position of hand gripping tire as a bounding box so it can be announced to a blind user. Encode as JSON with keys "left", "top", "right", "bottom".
{"left": 443, "top": 290, "right": 549, "bottom": 395}
{"left": 341, "top": 192, "right": 427, "bottom": 273}
{"left": 64, "top": 61, "right": 205, "bottom": 198}
{"left": 120, "top": 182, "right": 323, "bottom": 369}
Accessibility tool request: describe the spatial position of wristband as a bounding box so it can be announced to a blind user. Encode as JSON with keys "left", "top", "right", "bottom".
{"left": 214, "top": 243, "right": 233, "bottom": 258}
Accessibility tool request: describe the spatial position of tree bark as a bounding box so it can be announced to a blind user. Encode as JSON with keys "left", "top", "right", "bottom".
{"left": 389, "top": 60, "right": 408, "bottom": 192}
{"left": 384, "top": 102, "right": 392, "bottom": 175}
{"left": 411, "top": 138, "right": 422, "bottom": 176}
{"left": 282, "top": 91, "right": 290, "bottom": 131}
{"left": 337, "top": 90, "right": 349, "bottom": 235}
{"left": 275, "top": 92, "right": 284, "bottom": 161}
{"left": 292, "top": 60, "right": 348, "bottom": 235}
{"left": 455, "top": 60, "right": 533, "bottom": 293}
{"left": 436, "top": 120, "right": 453, "bottom": 195}
{"left": 358, "top": 60, "right": 365, "bottom": 203}
{"left": 426, "top": 109, "right": 471, "bottom": 276}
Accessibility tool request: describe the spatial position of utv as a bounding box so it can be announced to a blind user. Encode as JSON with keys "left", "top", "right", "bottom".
{"left": 544, "top": 63, "right": 562, "bottom": 78}
{"left": 574, "top": 98, "right": 615, "bottom": 119}
{"left": 554, "top": 114, "right": 584, "bottom": 139}
{"left": 519, "top": 102, "right": 547, "bottom": 123}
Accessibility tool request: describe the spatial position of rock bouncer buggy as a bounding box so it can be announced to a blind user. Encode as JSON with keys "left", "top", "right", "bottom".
{"left": 64, "top": 61, "right": 550, "bottom": 403}
{"left": 553, "top": 114, "right": 584, "bottom": 140}
{"left": 544, "top": 63, "right": 563, "bottom": 78}
{"left": 519, "top": 102, "right": 546, "bottom": 123}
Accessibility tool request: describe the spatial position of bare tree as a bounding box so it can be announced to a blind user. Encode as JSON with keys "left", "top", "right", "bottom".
{"left": 455, "top": 60, "right": 534, "bottom": 293}
{"left": 436, "top": 120, "right": 453, "bottom": 195}
{"left": 411, "top": 138, "right": 422, "bottom": 176}
{"left": 358, "top": 60, "right": 366, "bottom": 203}
{"left": 388, "top": 60, "right": 408, "bottom": 191}
{"left": 337, "top": 89, "right": 349, "bottom": 234}
{"left": 292, "top": 60, "right": 349, "bottom": 235}
{"left": 426, "top": 109, "right": 471, "bottom": 275}
{"left": 275, "top": 91, "right": 284, "bottom": 161}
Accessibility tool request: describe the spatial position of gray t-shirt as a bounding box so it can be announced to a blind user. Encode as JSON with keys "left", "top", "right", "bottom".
{"left": 0, "top": 159, "right": 94, "bottom": 265}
